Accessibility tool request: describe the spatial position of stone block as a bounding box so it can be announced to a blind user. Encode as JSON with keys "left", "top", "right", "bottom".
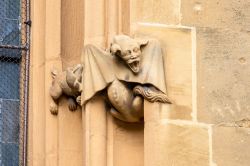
{"left": 131, "top": 0, "right": 180, "bottom": 25}
{"left": 135, "top": 25, "right": 194, "bottom": 120}
{"left": 196, "top": 28, "right": 250, "bottom": 123}
{"left": 181, "top": 0, "right": 250, "bottom": 31}
{"left": 212, "top": 126, "right": 250, "bottom": 166}
{"left": 145, "top": 122, "right": 209, "bottom": 166}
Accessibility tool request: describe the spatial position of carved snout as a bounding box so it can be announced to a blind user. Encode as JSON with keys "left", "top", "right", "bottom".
{"left": 66, "top": 64, "right": 83, "bottom": 92}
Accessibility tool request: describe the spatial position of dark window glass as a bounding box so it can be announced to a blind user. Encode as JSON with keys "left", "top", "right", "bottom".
{"left": 0, "top": 0, "right": 21, "bottom": 46}
{"left": 0, "top": 0, "right": 21, "bottom": 165}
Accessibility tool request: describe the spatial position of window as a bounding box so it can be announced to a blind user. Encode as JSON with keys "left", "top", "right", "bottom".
{"left": 0, "top": 0, "right": 30, "bottom": 165}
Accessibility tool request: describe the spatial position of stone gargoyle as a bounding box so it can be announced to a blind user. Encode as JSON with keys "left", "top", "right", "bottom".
{"left": 49, "top": 64, "right": 83, "bottom": 115}
{"left": 81, "top": 35, "right": 172, "bottom": 122}
{"left": 49, "top": 35, "right": 171, "bottom": 122}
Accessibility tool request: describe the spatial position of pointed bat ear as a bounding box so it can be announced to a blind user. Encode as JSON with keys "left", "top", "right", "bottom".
{"left": 136, "top": 39, "right": 149, "bottom": 48}
{"left": 110, "top": 43, "right": 122, "bottom": 56}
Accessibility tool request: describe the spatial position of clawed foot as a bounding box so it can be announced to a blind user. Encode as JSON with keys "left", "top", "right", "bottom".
{"left": 68, "top": 98, "right": 77, "bottom": 111}
{"left": 50, "top": 102, "right": 58, "bottom": 115}
{"left": 76, "top": 96, "right": 81, "bottom": 105}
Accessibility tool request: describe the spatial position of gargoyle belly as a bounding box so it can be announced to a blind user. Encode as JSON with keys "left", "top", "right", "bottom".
{"left": 107, "top": 79, "right": 143, "bottom": 121}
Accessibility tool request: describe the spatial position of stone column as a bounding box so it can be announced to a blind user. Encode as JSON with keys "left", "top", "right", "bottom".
{"left": 44, "top": 0, "right": 61, "bottom": 165}
{"left": 83, "top": 96, "right": 107, "bottom": 166}
{"left": 144, "top": 100, "right": 171, "bottom": 166}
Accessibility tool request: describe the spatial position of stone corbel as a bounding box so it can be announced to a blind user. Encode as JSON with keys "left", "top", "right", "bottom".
{"left": 49, "top": 35, "right": 171, "bottom": 123}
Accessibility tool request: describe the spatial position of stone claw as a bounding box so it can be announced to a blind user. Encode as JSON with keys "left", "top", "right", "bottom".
{"left": 50, "top": 102, "right": 58, "bottom": 115}
{"left": 76, "top": 96, "right": 81, "bottom": 105}
{"left": 68, "top": 102, "right": 77, "bottom": 111}
{"left": 68, "top": 98, "right": 77, "bottom": 111}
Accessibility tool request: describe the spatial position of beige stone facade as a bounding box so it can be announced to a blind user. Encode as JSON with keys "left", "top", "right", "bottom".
{"left": 28, "top": 0, "right": 250, "bottom": 166}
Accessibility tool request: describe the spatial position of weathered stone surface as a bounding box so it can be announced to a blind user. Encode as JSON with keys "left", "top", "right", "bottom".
{"left": 58, "top": 98, "right": 83, "bottom": 166}
{"left": 131, "top": 0, "right": 180, "bottom": 25}
{"left": 113, "top": 119, "right": 144, "bottom": 166}
{"left": 58, "top": 151, "right": 83, "bottom": 166}
{"left": 181, "top": 0, "right": 250, "bottom": 31}
{"left": 136, "top": 25, "right": 193, "bottom": 120}
{"left": 212, "top": 126, "right": 250, "bottom": 166}
{"left": 145, "top": 122, "right": 209, "bottom": 166}
{"left": 61, "top": 0, "right": 84, "bottom": 69}
{"left": 144, "top": 102, "right": 209, "bottom": 166}
{"left": 197, "top": 28, "right": 250, "bottom": 124}
{"left": 84, "top": 96, "right": 107, "bottom": 166}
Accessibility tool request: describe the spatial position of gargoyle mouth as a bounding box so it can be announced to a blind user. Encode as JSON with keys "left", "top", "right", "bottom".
{"left": 128, "top": 60, "right": 140, "bottom": 73}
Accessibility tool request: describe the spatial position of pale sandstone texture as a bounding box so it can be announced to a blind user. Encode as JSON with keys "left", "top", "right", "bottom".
{"left": 180, "top": 0, "right": 250, "bottom": 124}
{"left": 29, "top": 0, "right": 250, "bottom": 166}
{"left": 213, "top": 126, "right": 250, "bottom": 166}
{"left": 135, "top": 26, "right": 194, "bottom": 121}
{"left": 132, "top": 0, "right": 250, "bottom": 166}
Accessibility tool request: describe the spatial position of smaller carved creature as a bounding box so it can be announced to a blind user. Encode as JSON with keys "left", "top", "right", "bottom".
{"left": 49, "top": 64, "right": 83, "bottom": 115}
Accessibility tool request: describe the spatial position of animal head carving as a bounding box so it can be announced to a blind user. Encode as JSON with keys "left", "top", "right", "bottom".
{"left": 66, "top": 64, "right": 83, "bottom": 92}
{"left": 110, "top": 35, "right": 148, "bottom": 74}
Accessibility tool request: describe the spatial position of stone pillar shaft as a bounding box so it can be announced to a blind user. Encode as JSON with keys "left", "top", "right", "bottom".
{"left": 83, "top": 96, "right": 107, "bottom": 166}
{"left": 144, "top": 100, "right": 171, "bottom": 166}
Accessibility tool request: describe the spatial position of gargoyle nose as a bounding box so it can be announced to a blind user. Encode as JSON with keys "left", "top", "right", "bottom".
{"left": 131, "top": 54, "right": 137, "bottom": 59}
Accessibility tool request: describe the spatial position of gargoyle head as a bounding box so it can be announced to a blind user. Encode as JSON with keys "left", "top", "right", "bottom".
{"left": 110, "top": 35, "right": 148, "bottom": 74}
{"left": 66, "top": 64, "right": 83, "bottom": 92}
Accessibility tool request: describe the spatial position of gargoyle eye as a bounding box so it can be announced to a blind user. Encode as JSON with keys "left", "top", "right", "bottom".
{"left": 133, "top": 47, "right": 139, "bottom": 52}
{"left": 127, "top": 50, "right": 132, "bottom": 54}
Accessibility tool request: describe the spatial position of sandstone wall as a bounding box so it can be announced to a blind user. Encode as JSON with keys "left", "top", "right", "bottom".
{"left": 28, "top": 0, "right": 250, "bottom": 166}
{"left": 131, "top": 0, "right": 250, "bottom": 166}
{"left": 29, "top": 0, "right": 143, "bottom": 166}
